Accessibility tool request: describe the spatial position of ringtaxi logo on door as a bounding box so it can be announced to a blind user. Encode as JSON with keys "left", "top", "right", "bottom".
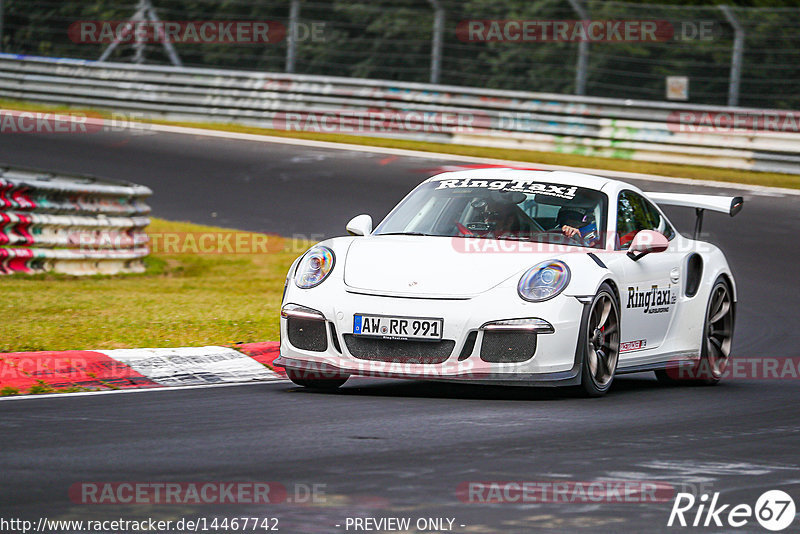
{"left": 668, "top": 490, "right": 796, "bottom": 531}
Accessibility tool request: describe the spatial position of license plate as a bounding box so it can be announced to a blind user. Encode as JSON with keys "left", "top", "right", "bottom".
{"left": 353, "top": 314, "right": 443, "bottom": 341}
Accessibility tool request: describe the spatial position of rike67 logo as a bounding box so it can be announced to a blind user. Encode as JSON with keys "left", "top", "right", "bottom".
{"left": 668, "top": 490, "right": 796, "bottom": 531}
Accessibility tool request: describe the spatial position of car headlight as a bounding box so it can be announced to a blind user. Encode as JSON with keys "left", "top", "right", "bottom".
{"left": 294, "top": 246, "right": 335, "bottom": 289}
{"left": 518, "top": 260, "right": 571, "bottom": 302}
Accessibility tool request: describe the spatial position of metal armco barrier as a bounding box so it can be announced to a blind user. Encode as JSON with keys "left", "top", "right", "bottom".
{"left": 0, "top": 165, "right": 151, "bottom": 275}
{"left": 1, "top": 53, "right": 800, "bottom": 174}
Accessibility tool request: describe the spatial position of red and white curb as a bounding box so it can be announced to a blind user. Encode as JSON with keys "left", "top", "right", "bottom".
{"left": 0, "top": 342, "right": 286, "bottom": 398}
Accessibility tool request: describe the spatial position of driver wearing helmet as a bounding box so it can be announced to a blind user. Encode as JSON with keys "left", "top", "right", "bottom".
{"left": 556, "top": 206, "right": 597, "bottom": 244}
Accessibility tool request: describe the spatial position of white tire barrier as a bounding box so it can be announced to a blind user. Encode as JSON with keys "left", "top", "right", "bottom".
{"left": 0, "top": 165, "right": 151, "bottom": 275}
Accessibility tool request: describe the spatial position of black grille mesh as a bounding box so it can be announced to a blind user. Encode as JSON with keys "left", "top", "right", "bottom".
{"left": 343, "top": 335, "right": 455, "bottom": 364}
{"left": 480, "top": 331, "right": 537, "bottom": 363}
{"left": 287, "top": 317, "right": 328, "bottom": 352}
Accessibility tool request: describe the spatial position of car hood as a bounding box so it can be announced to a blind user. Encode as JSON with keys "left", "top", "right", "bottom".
{"left": 343, "top": 235, "right": 573, "bottom": 298}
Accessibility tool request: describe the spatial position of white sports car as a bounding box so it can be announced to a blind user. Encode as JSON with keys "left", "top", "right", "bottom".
{"left": 274, "top": 169, "right": 742, "bottom": 396}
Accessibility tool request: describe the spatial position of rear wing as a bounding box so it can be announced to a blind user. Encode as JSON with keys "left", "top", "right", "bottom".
{"left": 644, "top": 192, "right": 743, "bottom": 239}
{"left": 645, "top": 192, "right": 743, "bottom": 217}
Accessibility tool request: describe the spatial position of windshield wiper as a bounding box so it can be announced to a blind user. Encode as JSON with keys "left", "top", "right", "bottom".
{"left": 495, "top": 235, "right": 536, "bottom": 242}
{"left": 377, "top": 232, "right": 432, "bottom": 237}
{"left": 451, "top": 233, "right": 531, "bottom": 241}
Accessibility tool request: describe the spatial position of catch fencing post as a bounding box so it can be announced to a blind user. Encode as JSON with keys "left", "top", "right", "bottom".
{"left": 98, "top": 0, "right": 182, "bottom": 66}
{"left": 286, "top": 0, "right": 300, "bottom": 73}
{"left": 146, "top": 0, "right": 182, "bottom": 66}
{"left": 567, "top": 0, "right": 589, "bottom": 96}
{"left": 428, "top": 0, "right": 444, "bottom": 84}
{"left": 719, "top": 5, "right": 744, "bottom": 107}
{"left": 99, "top": 0, "right": 147, "bottom": 63}
{"left": 0, "top": 0, "right": 4, "bottom": 52}
{"left": 132, "top": 0, "right": 146, "bottom": 64}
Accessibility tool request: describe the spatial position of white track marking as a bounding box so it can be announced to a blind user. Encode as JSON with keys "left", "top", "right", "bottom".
{"left": 97, "top": 346, "right": 282, "bottom": 386}
{"left": 0, "top": 379, "right": 289, "bottom": 402}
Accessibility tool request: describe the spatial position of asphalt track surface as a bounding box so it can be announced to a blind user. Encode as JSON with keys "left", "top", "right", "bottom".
{"left": 1, "top": 128, "right": 800, "bottom": 533}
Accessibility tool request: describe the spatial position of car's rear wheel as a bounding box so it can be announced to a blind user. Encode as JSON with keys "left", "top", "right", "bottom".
{"left": 286, "top": 368, "right": 349, "bottom": 390}
{"left": 579, "top": 283, "right": 620, "bottom": 397}
{"left": 656, "top": 277, "right": 733, "bottom": 385}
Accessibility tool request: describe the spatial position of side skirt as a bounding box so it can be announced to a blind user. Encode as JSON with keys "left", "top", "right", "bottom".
{"left": 616, "top": 351, "right": 700, "bottom": 375}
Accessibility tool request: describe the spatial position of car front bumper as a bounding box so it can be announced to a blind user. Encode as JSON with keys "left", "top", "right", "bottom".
{"left": 276, "top": 282, "right": 587, "bottom": 386}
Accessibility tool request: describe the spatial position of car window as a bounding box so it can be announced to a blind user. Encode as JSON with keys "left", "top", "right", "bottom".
{"left": 374, "top": 178, "right": 608, "bottom": 249}
{"left": 616, "top": 190, "right": 675, "bottom": 249}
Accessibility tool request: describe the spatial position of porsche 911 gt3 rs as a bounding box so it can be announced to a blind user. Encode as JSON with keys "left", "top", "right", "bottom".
{"left": 274, "top": 168, "right": 742, "bottom": 396}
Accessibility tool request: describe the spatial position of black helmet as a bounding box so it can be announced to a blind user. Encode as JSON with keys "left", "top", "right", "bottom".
{"left": 556, "top": 206, "right": 592, "bottom": 228}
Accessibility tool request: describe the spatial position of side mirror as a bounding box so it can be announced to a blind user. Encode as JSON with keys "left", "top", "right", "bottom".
{"left": 346, "top": 214, "right": 373, "bottom": 236}
{"left": 627, "top": 230, "right": 669, "bottom": 261}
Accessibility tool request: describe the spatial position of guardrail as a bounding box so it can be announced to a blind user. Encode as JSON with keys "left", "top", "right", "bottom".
{"left": 1, "top": 53, "right": 799, "bottom": 175}
{"left": 0, "top": 164, "right": 151, "bottom": 275}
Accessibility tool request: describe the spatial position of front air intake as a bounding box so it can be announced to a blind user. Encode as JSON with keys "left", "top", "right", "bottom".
{"left": 287, "top": 317, "right": 328, "bottom": 352}
{"left": 480, "top": 331, "right": 537, "bottom": 363}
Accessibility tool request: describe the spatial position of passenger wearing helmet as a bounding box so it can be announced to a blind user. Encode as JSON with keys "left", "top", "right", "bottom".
{"left": 556, "top": 206, "right": 598, "bottom": 245}
{"left": 485, "top": 202, "right": 519, "bottom": 236}
{"left": 456, "top": 197, "right": 521, "bottom": 237}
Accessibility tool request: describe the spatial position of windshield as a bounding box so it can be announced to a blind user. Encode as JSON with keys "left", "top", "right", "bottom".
{"left": 375, "top": 177, "right": 608, "bottom": 249}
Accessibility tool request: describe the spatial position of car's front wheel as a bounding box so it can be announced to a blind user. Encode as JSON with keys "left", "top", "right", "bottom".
{"left": 286, "top": 368, "right": 349, "bottom": 390}
{"left": 579, "top": 283, "right": 620, "bottom": 397}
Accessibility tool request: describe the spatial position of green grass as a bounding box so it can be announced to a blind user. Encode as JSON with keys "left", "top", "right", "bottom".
{"left": 0, "top": 218, "right": 308, "bottom": 352}
{"left": 2, "top": 98, "right": 800, "bottom": 190}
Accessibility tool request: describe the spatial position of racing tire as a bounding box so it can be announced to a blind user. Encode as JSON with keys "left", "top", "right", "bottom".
{"left": 578, "top": 283, "right": 621, "bottom": 397}
{"left": 286, "top": 368, "right": 349, "bottom": 390}
{"left": 655, "top": 277, "right": 733, "bottom": 386}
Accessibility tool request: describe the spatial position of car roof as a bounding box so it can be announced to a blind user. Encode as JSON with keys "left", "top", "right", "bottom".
{"left": 423, "top": 168, "right": 625, "bottom": 193}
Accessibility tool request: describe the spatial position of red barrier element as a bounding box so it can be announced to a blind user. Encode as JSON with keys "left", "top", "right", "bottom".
{"left": 0, "top": 212, "right": 10, "bottom": 245}
{"left": 235, "top": 342, "right": 284, "bottom": 376}
{"left": 0, "top": 180, "right": 14, "bottom": 210}
{"left": 0, "top": 351, "right": 160, "bottom": 393}
{"left": 0, "top": 213, "right": 34, "bottom": 246}
{"left": 14, "top": 213, "right": 33, "bottom": 245}
{"left": 10, "top": 186, "right": 35, "bottom": 210}
{"left": 0, "top": 247, "right": 34, "bottom": 273}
